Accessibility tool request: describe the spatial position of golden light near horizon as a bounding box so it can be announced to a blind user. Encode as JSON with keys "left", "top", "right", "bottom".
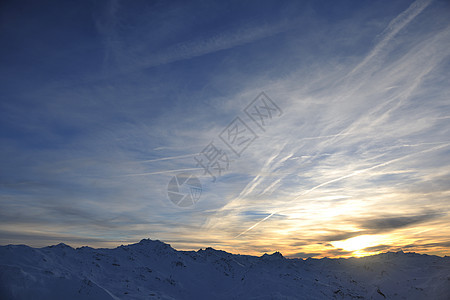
{"left": 331, "top": 235, "right": 386, "bottom": 256}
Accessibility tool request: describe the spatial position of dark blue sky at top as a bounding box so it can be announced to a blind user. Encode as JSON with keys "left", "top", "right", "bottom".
{"left": 0, "top": 0, "right": 413, "bottom": 148}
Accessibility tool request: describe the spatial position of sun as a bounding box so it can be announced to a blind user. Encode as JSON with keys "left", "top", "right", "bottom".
{"left": 331, "top": 235, "right": 384, "bottom": 253}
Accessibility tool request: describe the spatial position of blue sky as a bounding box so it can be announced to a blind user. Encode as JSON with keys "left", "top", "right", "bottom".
{"left": 1, "top": 0, "right": 450, "bottom": 257}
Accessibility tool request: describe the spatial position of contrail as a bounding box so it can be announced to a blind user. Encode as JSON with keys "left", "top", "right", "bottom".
{"left": 124, "top": 168, "right": 202, "bottom": 176}
{"left": 349, "top": 0, "right": 433, "bottom": 76}
{"left": 215, "top": 133, "right": 353, "bottom": 216}
{"left": 234, "top": 134, "right": 351, "bottom": 202}
{"left": 235, "top": 212, "right": 277, "bottom": 238}
{"left": 153, "top": 145, "right": 200, "bottom": 151}
{"left": 139, "top": 153, "right": 199, "bottom": 163}
{"left": 235, "top": 143, "right": 449, "bottom": 238}
{"left": 260, "top": 178, "right": 282, "bottom": 195}
{"left": 300, "top": 133, "right": 351, "bottom": 140}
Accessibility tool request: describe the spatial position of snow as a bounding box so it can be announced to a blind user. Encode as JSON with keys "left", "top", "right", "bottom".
{"left": 0, "top": 239, "right": 448, "bottom": 299}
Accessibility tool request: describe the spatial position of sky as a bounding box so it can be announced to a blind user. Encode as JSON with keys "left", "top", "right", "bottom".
{"left": 0, "top": 0, "right": 449, "bottom": 258}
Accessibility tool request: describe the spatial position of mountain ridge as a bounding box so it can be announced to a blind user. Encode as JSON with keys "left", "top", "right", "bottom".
{"left": 0, "top": 238, "right": 449, "bottom": 299}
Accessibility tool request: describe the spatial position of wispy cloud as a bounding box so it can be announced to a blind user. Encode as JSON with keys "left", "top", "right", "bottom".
{"left": 348, "top": 0, "right": 433, "bottom": 76}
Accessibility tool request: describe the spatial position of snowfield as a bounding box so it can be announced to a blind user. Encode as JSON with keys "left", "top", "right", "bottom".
{"left": 0, "top": 239, "right": 448, "bottom": 299}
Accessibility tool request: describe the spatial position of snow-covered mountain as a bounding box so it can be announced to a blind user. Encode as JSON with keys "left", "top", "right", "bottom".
{"left": 0, "top": 239, "right": 448, "bottom": 299}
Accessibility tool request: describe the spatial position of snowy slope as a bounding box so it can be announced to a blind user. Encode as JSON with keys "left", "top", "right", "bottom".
{"left": 0, "top": 239, "right": 448, "bottom": 299}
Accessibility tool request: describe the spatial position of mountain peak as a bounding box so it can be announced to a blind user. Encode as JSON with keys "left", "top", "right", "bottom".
{"left": 127, "top": 238, "right": 174, "bottom": 252}
{"left": 261, "top": 251, "right": 285, "bottom": 260}
{"left": 137, "top": 238, "right": 169, "bottom": 246}
{"left": 46, "top": 243, "right": 72, "bottom": 249}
